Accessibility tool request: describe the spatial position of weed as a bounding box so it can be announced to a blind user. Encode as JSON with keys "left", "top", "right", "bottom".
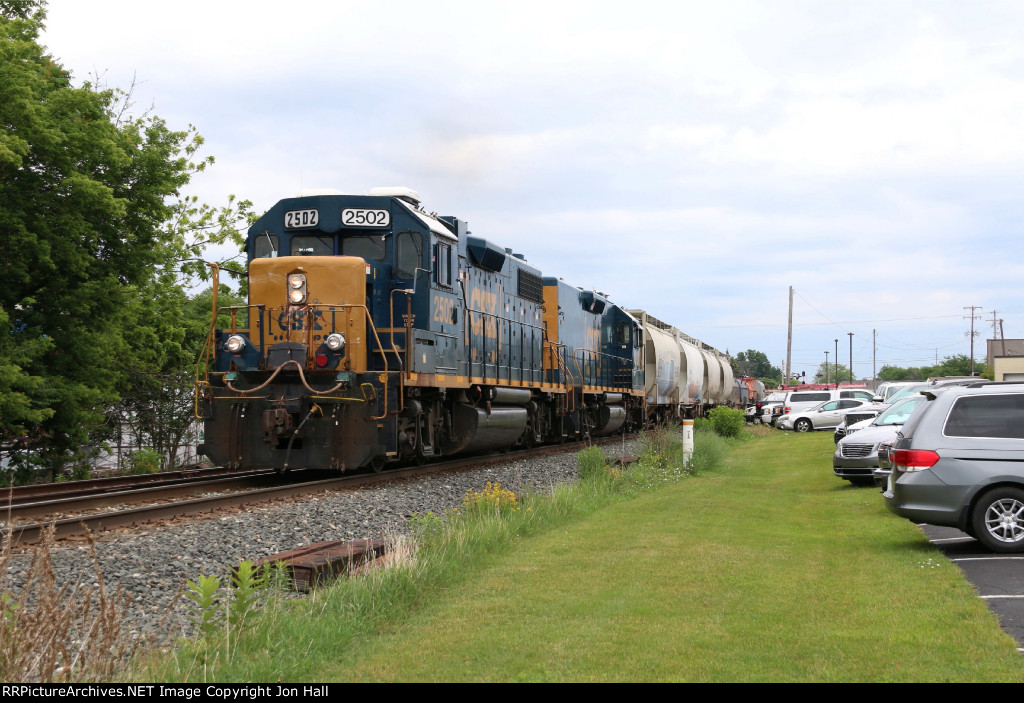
{"left": 0, "top": 526, "right": 137, "bottom": 682}
{"left": 576, "top": 445, "right": 608, "bottom": 481}
{"left": 707, "top": 406, "right": 746, "bottom": 438}
{"left": 183, "top": 574, "right": 223, "bottom": 643}
{"left": 461, "top": 482, "right": 520, "bottom": 514}
{"left": 128, "top": 449, "right": 162, "bottom": 475}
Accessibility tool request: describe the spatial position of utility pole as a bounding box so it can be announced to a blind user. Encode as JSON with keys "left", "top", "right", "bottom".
{"left": 964, "top": 305, "right": 982, "bottom": 376}
{"left": 785, "top": 286, "right": 793, "bottom": 388}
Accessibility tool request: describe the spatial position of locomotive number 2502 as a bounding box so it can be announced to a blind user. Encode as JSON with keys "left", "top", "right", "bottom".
{"left": 342, "top": 209, "right": 390, "bottom": 227}
{"left": 284, "top": 209, "right": 319, "bottom": 228}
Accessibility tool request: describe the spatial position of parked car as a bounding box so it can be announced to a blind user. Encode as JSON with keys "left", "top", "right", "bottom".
{"left": 874, "top": 381, "right": 922, "bottom": 403}
{"left": 832, "top": 395, "right": 928, "bottom": 485}
{"left": 834, "top": 406, "right": 885, "bottom": 443}
{"left": 773, "top": 388, "right": 876, "bottom": 426}
{"left": 758, "top": 391, "right": 788, "bottom": 425}
{"left": 777, "top": 398, "right": 873, "bottom": 432}
{"left": 872, "top": 439, "right": 897, "bottom": 487}
{"left": 884, "top": 382, "right": 1024, "bottom": 552}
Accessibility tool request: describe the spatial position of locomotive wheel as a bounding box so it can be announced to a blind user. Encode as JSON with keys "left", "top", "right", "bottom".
{"left": 370, "top": 455, "right": 386, "bottom": 473}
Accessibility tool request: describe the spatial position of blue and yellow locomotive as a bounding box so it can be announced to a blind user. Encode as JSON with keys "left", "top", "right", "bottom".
{"left": 196, "top": 187, "right": 645, "bottom": 472}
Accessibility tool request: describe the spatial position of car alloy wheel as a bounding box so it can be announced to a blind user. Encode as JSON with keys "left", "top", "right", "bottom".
{"left": 972, "top": 487, "right": 1024, "bottom": 553}
{"left": 794, "top": 418, "right": 812, "bottom": 433}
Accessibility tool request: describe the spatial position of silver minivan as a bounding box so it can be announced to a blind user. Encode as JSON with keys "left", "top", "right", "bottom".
{"left": 776, "top": 388, "right": 875, "bottom": 425}
{"left": 884, "top": 382, "right": 1024, "bottom": 552}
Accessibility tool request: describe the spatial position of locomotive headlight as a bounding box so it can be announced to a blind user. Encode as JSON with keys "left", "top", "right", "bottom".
{"left": 287, "top": 273, "right": 307, "bottom": 304}
{"left": 325, "top": 333, "right": 346, "bottom": 352}
{"left": 224, "top": 334, "right": 246, "bottom": 353}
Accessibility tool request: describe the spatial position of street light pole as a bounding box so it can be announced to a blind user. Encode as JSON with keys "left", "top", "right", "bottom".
{"left": 834, "top": 339, "right": 839, "bottom": 389}
{"left": 848, "top": 332, "right": 854, "bottom": 384}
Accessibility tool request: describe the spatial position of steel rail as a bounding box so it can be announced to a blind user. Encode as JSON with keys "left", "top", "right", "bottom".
{"left": 0, "top": 465, "right": 270, "bottom": 503}
{"left": 0, "top": 470, "right": 279, "bottom": 522}
{"left": 4, "top": 435, "right": 635, "bottom": 546}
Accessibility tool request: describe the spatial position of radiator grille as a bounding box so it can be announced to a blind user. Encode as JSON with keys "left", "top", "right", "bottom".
{"left": 841, "top": 443, "right": 874, "bottom": 458}
{"left": 518, "top": 270, "right": 544, "bottom": 303}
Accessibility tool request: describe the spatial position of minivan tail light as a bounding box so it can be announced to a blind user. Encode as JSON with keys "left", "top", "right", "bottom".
{"left": 783, "top": 406, "right": 791, "bottom": 414}
{"left": 892, "top": 449, "right": 940, "bottom": 472}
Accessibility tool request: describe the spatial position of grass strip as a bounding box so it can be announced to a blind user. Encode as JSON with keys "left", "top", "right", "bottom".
{"left": 146, "top": 428, "right": 1024, "bottom": 682}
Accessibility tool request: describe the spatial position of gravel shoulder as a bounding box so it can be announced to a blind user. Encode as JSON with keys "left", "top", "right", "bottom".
{"left": 3, "top": 439, "right": 642, "bottom": 646}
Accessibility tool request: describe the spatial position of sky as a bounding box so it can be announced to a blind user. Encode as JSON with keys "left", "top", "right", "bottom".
{"left": 38, "top": 0, "right": 1024, "bottom": 380}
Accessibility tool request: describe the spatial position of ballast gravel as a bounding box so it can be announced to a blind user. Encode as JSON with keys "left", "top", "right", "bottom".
{"left": 3, "top": 439, "right": 642, "bottom": 648}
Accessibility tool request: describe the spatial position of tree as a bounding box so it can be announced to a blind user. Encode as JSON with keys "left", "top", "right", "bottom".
{"left": 732, "top": 349, "right": 781, "bottom": 385}
{"left": 101, "top": 284, "right": 246, "bottom": 472}
{"left": 813, "top": 362, "right": 850, "bottom": 384}
{"left": 877, "top": 355, "right": 986, "bottom": 384}
{"left": 0, "top": 2, "right": 251, "bottom": 477}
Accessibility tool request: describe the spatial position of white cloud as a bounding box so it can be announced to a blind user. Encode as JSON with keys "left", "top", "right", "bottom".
{"left": 37, "top": 0, "right": 1024, "bottom": 375}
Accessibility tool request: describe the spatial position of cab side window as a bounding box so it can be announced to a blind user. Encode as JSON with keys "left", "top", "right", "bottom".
{"left": 396, "top": 231, "right": 423, "bottom": 279}
{"left": 435, "top": 242, "right": 452, "bottom": 286}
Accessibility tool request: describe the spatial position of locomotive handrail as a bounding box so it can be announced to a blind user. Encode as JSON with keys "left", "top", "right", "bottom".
{"left": 196, "top": 303, "right": 265, "bottom": 383}
{"left": 303, "top": 302, "right": 392, "bottom": 421}
{"left": 197, "top": 302, "right": 393, "bottom": 421}
{"left": 464, "top": 308, "right": 545, "bottom": 384}
{"left": 544, "top": 341, "right": 576, "bottom": 390}
{"left": 571, "top": 348, "right": 635, "bottom": 393}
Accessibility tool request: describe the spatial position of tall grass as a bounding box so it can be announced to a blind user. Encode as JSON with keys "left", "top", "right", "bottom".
{"left": 142, "top": 425, "right": 731, "bottom": 682}
{"left": 0, "top": 527, "right": 142, "bottom": 682}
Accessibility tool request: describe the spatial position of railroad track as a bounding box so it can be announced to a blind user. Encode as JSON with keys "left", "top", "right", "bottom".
{"left": 1, "top": 436, "right": 634, "bottom": 546}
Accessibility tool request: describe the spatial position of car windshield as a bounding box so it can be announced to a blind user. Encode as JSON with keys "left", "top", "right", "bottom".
{"left": 874, "top": 395, "right": 927, "bottom": 426}
{"left": 886, "top": 384, "right": 929, "bottom": 404}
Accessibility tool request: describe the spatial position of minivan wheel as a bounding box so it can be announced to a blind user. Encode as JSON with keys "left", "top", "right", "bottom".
{"left": 972, "top": 487, "right": 1024, "bottom": 553}
{"left": 794, "top": 419, "right": 812, "bottom": 433}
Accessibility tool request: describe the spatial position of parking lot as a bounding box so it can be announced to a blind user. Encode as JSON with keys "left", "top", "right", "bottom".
{"left": 920, "top": 523, "right": 1024, "bottom": 651}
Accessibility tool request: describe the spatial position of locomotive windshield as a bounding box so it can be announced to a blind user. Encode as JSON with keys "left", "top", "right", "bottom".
{"left": 291, "top": 234, "right": 333, "bottom": 256}
{"left": 342, "top": 235, "right": 385, "bottom": 260}
{"left": 253, "top": 233, "right": 278, "bottom": 259}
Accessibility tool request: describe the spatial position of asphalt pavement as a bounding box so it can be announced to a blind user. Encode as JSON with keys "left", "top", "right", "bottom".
{"left": 919, "top": 524, "right": 1024, "bottom": 652}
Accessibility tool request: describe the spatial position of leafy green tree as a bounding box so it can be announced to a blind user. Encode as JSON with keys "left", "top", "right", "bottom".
{"left": 0, "top": 2, "right": 252, "bottom": 478}
{"left": 101, "top": 284, "right": 245, "bottom": 471}
{"left": 812, "top": 362, "right": 850, "bottom": 384}
{"left": 733, "top": 349, "right": 781, "bottom": 385}
{"left": 877, "top": 355, "right": 985, "bottom": 384}
{"left": 878, "top": 365, "right": 918, "bottom": 382}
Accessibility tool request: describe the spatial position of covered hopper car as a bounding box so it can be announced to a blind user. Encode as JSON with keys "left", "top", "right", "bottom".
{"left": 195, "top": 188, "right": 749, "bottom": 472}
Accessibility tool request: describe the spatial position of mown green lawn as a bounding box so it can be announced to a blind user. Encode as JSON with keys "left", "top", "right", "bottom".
{"left": 324, "top": 431, "right": 1024, "bottom": 682}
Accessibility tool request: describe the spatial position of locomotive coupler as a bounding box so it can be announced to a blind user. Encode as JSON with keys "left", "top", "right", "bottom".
{"left": 262, "top": 398, "right": 296, "bottom": 444}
